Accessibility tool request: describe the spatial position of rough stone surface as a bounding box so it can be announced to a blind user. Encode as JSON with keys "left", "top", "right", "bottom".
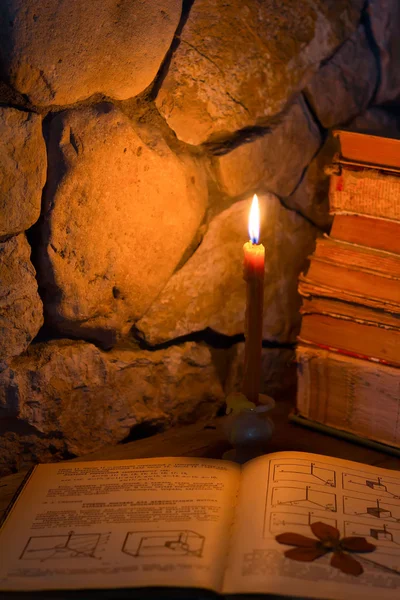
{"left": 0, "top": 108, "right": 46, "bottom": 238}
{"left": 349, "top": 106, "right": 400, "bottom": 137}
{"left": 213, "top": 98, "right": 321, "bottom": 199}
{"left": 137, "top": 195, "right": 318, "bottom": 345}
{"left": 0, "top": 0, "right": 182, "bottom": 107}
{"left": 369, "top": 0, "right": 400, "bottom": 105}
{"left": 305, "top": 25, "right": 378, "bottom": 129}
{"left": 0, "top": 339, "right": 224, "bottom": 475}
{"left": 225, "top": 344, "right": 296, "bottom": 401}
{"left": 0, "top": 81, "right": 31, "bottom": 108}
{"left": 156, "top": 0, "right": 364, "bottom": 145}
{"left": 39, "top": 104, "right": 208, "bottom": 346}
{"left": 0, "top": 234, "right": 43, "bottom": 361}
{"left": 283, "top": 135, "right": 337, "bottom": 231}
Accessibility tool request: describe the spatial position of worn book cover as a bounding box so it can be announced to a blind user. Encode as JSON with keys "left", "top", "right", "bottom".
{"left": 313, "top": 235, "right": 400, "bottom": 277}
{"left": 301, "top": 258, "right": 400, "bottom": 309}
{"left": 299, "top": 278, "right": 400, "bottom": 314}
{"left": 330, "top": 214, "right": 400, "bottom": 255}
{"left": 300, "top": 295, "right": 400, "bottom": 329}
{"left": 333, "top": 130, "right": 400, "bottom": 171}
{"left": 298, "top": 311, "right": 400, "bottom": 367}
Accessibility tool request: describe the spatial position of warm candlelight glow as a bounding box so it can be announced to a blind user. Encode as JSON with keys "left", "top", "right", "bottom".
{"left": 248, "top": 194, "right": 260, "bottom": 244}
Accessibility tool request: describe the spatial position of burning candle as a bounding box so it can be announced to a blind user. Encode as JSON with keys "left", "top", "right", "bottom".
{"left": 242, "top": 194, "right": 265, "bottom": 405}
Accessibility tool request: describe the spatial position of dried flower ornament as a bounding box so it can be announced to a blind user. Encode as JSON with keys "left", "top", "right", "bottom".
{"left": 276, "top": 521, "right": 376, "bottom": 576}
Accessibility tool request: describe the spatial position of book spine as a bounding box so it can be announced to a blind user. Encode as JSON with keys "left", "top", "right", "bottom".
{"left": 296, "top": 344, "right": 400, "bottom": 448}
{"left": 310, "top": 255, "right": 400, "bottom": 281}
{"left": 330, "top": 214, "right": 400, "bottom": 255}
{"left": 299, "top": 304, "right": 400, "bottom": 330}
{"left": 298, "top": 276, "right": 400, "bottom": 313}
{"left": 331, "top": 155, "right": 400, "bottom": 176}
{"left": 296, "top": 345, "right": 311, "bottom": 418}
{"left": 329, "top": 171, "right": 400, "bottom": 221}
{"left": 314, "top": 250, "right": 400, "bottom": 280}
{"left": 297, "top": 337, "right": 400, "bottom": 367}
{"left": 300, "top": 293, "right": 400, "bottom": 328}
{"left": 333, "top": 130, "right": 400, "bottom": 170}
{"left": 296, "top": 345, "right": 328, "bottom": 422}
{"left": 316, "top": 235, "right": 400, "bottom": 273}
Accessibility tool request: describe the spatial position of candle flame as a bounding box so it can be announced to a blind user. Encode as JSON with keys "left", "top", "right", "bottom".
{"left": 248, "top": 194, "right": 260, "bottom": 244}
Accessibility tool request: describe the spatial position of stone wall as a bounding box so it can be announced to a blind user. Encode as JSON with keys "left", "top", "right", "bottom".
{"left": 1, "top": 0, "right": 399, "bottom": 475}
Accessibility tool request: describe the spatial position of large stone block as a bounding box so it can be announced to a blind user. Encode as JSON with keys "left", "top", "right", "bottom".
{"left": 39, "top": 104, "right": 207, "bottom": 346}
{"left": 0, "top": 234, "right": 43, "bottom": 360}
{"left": 213, "top": 98, "right": 321, "bottom": 199}
{"left": 283, "top": 135, "right": 337, "bottom": 231}
{"left": 369, "top": 0, "right": 400, "bottom": 105}
{"left": 156, "top": 0, "right": 364, "bottom": 145}
{"left": 0, "top": 108, "right": 46, "bottom": 238}
{"left": 0, "top": 339, "right": 224, "bottom": 475}
{"left": 305, "top": 25, "right": 378, "bottom": 129}
{"left": 0, "top": 0, "right": 182, "bottom": 106}
{"left": 137, "top": 194, "right": 317, "bottom": 345}
{"left": 349, "top": 106, "right": 400, "bottom": 137}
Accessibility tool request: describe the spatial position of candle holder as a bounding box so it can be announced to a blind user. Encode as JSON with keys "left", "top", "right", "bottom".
{"left": 223, "top": 392, "right": 275, "bottom": 463}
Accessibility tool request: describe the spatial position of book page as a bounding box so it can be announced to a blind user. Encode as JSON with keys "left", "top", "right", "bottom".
{"left": 223, "top": 451, "right": 400, "bottom": 600}
{"left": 0, "top": 457, "right": 240, "bottom": 593}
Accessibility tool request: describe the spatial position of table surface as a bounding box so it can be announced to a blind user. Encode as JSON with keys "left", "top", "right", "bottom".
{"left": 2, "top": 398, "right": 399, "bottom": 522}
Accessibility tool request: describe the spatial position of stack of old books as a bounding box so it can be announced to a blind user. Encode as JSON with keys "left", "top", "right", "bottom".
{"left": 295, "top": 130, "right": 400, "bottom": 451}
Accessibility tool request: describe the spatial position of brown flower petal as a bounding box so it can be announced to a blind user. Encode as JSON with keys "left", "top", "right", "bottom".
{"left": 276, "top": 533, "right": 318, "bottom": 547}
{"left": 341, "top": 537, "right": 376, "bottom": 553}
{"left": 311, "top": 521, "right": 340, "bottom": 542}
{"left": 331, "top": 551, "right": 363, "bottom": 576}
{"left": 285, "top": 546, "right": 327, "bottom": 562}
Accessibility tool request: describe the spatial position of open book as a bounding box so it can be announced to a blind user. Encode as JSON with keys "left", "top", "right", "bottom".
{"left": 1, "top": 452, "right": 400, "bottom": 599}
